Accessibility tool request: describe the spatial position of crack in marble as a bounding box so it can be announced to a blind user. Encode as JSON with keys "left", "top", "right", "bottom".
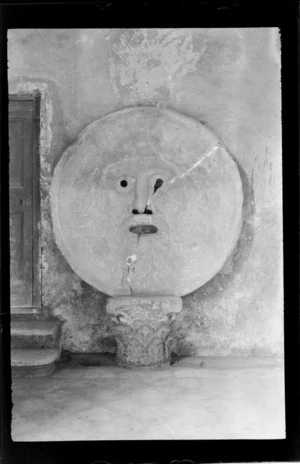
{"left": 127, "top": 268, "right": 133, "bottom": 294}
{"left": 125, "top": 246, "right": 139, "bottom": 293}
{"left": 168, "top": 143, "right": 220, "bottom": 185}
{"left": 145, "top": 143, "right": 220, "bottom": 209}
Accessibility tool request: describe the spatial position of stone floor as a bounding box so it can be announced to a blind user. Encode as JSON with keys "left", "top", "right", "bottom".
{"left": 11, "top": 356, "right": 285, "bottom": 441}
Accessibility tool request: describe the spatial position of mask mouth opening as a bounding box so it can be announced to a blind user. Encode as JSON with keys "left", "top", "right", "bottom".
{"left": 129, "top": 225, "right": 158, "bottom": 235}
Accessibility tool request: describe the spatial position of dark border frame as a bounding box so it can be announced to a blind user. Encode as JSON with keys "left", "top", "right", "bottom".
{"left": 0, "top": 1, "right": 299, "bottom": 464}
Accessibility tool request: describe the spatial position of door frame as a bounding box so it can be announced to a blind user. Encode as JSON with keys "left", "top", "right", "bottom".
{"left": 9, "top": 92, "right": 41, "bottom": 308}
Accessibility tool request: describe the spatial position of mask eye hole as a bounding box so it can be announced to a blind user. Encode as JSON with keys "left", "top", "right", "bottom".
{"left": 116, "top": 177, "right": 133, "bottom": 192}
{"left": 153, "top": 178, "right": 163, "bottom": 194}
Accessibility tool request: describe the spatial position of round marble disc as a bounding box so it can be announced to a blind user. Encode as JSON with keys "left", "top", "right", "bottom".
{"left": 50, "top": 107, "right": 243, "bottom": 297}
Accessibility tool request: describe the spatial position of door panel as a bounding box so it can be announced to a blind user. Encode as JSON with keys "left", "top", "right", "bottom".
{"left": 9, "top": 120, "right": 24, "bottom": 188}
{"left": 10, "top": 211, "right": 24, "bottom": 282}
{"left": 9, "top": 98, "right": 39, "bottom": 307}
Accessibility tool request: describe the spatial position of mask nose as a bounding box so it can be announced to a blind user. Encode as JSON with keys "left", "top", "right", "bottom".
{"left": 130, "top": 174, "right": 153, "bottom": 215}
{"left": 132, "top": 208, "right": 152, "bottom": 215}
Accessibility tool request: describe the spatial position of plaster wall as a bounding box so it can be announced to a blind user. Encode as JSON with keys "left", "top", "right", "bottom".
{"left": 8, "top": 28, "right": 283, "bottom": 356}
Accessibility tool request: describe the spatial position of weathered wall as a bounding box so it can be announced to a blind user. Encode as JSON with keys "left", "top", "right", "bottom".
{"left": 8, "top": 28, "right": 283, "bottom": 356}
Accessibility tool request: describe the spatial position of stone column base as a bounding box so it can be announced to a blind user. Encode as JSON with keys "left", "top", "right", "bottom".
{"left": 106, "top": 296, "right": 182, "bottom": 367}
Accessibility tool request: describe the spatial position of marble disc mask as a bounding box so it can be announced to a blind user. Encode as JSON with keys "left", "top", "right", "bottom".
{"left": 50, "top": 107, "right": 243, "bottom": 297}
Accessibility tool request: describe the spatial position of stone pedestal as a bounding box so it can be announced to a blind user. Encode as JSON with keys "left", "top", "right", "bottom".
{"left": 106, "top": 296, "right": 182, "bottom": 367}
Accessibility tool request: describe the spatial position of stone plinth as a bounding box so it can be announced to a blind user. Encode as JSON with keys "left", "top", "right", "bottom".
{"left": 106, "top": 296, "right": 182, "bottom": 367}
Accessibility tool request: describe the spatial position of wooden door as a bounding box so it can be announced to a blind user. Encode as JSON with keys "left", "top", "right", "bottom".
{"left": 9, "top": 96, "right": 40, "bottom": 307}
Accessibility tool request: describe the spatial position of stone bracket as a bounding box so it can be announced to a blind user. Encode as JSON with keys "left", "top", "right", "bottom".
{"left": 106, "top": 296, "right": 182, "bottom": 367}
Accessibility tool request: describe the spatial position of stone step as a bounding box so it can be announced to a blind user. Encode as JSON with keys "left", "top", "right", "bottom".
{"left": 11, "top": 348, "right": 61, "bottom": 378}
{"left": 11, "top": 319, "right": 61, "bottom": 349}
{"left": 11, "top": 306, "right": 42, "bottom": 317}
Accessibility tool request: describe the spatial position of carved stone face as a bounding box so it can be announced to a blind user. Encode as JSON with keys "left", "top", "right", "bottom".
{"left": 51, "top": 108, "right": 243, "bottom": 296}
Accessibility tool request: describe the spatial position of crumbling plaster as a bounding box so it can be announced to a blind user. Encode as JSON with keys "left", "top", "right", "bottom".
{"left": 8, "top": 28, "right": 283, "bottom": 356}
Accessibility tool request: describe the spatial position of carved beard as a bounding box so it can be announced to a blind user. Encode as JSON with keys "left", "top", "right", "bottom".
{"left": 114, "top": 213, "right": 182, "bottom": 295}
